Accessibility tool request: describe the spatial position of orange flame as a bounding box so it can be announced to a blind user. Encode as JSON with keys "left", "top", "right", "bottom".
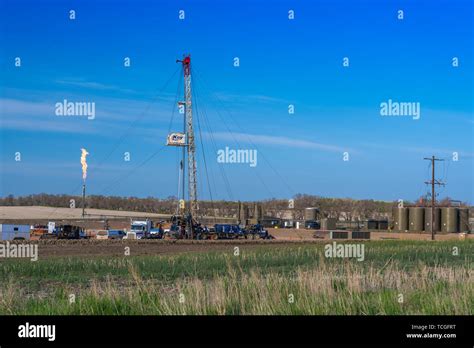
{"left": 80, "top": 148, "right": 89, "bottom": 180}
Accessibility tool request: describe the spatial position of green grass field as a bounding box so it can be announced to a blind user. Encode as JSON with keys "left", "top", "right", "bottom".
{"left": 0, "top": 240, "right": 472, "bottom": 315}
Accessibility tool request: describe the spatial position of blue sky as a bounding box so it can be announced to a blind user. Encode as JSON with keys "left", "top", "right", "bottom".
{"left": 0, "top": 0, "right": 473, "bottom": 203}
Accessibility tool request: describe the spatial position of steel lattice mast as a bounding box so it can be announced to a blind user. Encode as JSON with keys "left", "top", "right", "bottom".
{"left": 180, "top": 55, "right": 198, "bottom": 218}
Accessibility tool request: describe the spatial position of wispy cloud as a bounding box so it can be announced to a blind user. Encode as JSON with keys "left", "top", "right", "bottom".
{"left": 1, "top": 118, "right": 97, "bottom": 134}
{"left": 210, "top": 132, "right": 352, "bottom": 153}
{"left": 398, "top": 146, "right": 474, "bottom": 158}
{"left": 1, "top": 98, "right": 54, "bottom": 115}
{"left": 55, "top": 79, "right": 136, "bottom": 94}
{"left": 0, "top": 98, "right": 95, "bottom": 134}
{"left": 360, "top": 142, "right": 474, "bottom": 159}
{"left": 0, "top": 94, "right": 174, "bottom": 136}
{"left": 212, "top": 92, "right": 288, "bottom": 105}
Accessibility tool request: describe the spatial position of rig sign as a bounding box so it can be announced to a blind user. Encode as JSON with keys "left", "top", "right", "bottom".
{"left": 166, "top": 132, "right": 186, "bottom": 146}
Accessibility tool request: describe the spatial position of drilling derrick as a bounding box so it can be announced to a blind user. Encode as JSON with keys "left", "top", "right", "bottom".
{"left": 168, "top": 55, "right": 199, "bottom": 238}
{"left": 180, "top": 56, "right": 198, "bottom": 219}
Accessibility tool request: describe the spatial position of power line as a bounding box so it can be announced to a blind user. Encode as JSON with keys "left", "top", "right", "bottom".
{"left": 99, "top": 145, "right": 168, "bottom": 196}
{"left": 192, "top": 66, "right": 277, "bottom": 199}
{"left": 193, "top": 82, "right": 216, "bottom": 221}
{"left": 95, "top": 66, "right": 181, "bottom": 174}
{"left": 191, "top": 71, "right": 234, "bottom": 200}
{"left": 45, "top": 67, "right": 180, "bottom": 220}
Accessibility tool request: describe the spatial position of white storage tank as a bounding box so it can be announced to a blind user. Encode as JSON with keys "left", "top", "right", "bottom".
{"left": 0, "top": 224, "right": 31, "bottom": 240}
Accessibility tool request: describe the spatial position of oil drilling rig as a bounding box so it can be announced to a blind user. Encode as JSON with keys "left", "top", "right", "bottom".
{"left": 165, "top": 54, "right": 271, "bottom": 240}
{"left": 167, "top": 55, "right": 199, "bottom": 238}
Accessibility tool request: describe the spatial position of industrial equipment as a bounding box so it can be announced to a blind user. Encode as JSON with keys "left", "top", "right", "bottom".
{"left": 56, "top": 225, "right": 83, "bottom": 239}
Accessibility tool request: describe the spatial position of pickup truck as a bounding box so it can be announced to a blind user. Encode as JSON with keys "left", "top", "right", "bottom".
{"left": 246, "top": 224, "right": 271, "bottom": 239}
{"left": 108, "top": 230, "right": 126, "bottom": 240}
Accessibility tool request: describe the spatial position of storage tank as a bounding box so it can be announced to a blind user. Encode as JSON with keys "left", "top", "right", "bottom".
{"left": 321, "top": 218, "right": 337, "bottom": 230}
{"left": 441, "top": 207, "right": 458, "bottom": 233}
{"left": 424, "top": 207, "right": 441, "bottom": 232}
{"left": 408, "top": 207, "right": 424, "bottom": 231}
{"left": 239, "top": 203, "right": 249, "bottom": 223}
{"left": 304, "top": 207, "right": 318, "bottom": 221}
{"left": 392, "top": 207, "right": 408, "bottom": 231}
{"left": 254, "top": 204, "right": 263, "bottom": 221}
{"left": 458, "top": 208, "right": 470, "bottom": 232}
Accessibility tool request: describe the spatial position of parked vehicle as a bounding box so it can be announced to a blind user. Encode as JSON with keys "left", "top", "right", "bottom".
{"left": 96, "top": 230, "right": 109, "bottom": 240}
{"left": 130, "top": 220, "right": 153, "bottom": 239}
{"left": 108, "top": 230, "right": 126, "bottom": 240}
{"left": 0, "top": 224, "right": 31, "bottom": 241}
{"left": 123, "top": 232, "right": 137, "bottom": 240}
{"left": 246, "top": 224, "right": 271, "bottom": 239}
{"left": 305, "top": 220, "right": 320, "bottom": 230}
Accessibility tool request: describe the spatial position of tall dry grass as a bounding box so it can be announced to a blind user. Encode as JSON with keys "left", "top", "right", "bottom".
{"left": 1, "top": 257, "right": 472, "bottom": 315}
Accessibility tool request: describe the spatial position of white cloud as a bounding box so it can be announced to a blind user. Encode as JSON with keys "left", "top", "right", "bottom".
{"left": 210, "top": 132, "right": 352, "bottom": 153}
{"left": 212, "top": 92, "right": 288, "bottom": 105}
{"left": 360, "top": 142, "right": 473, "bottom": 159}
{"left": 0, "top": 94, "right": 173, "bottom": 135}
{"left": 55, "top": 79, "right": 136, "bottom": 94}
{"left": 1, "top": 98, "right": 54, "bottom": 115}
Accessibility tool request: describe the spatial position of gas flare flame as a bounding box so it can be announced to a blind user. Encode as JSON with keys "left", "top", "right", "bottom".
{"left": 80, "top": 148, "right": 89, "bottom": 181}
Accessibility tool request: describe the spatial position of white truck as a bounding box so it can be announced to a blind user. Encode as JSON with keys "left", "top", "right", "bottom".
{"left": 130, "top": 220, "right": 152, "bottom": 239}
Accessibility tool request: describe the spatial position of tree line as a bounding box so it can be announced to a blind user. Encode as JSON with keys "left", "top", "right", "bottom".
{"left": 2, "top": 193, "right": 465, "bottom": 220}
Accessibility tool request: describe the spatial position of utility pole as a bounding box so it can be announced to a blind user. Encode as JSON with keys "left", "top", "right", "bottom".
{"left": 424, "top": 156, "right": 445, "bottom": 240}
